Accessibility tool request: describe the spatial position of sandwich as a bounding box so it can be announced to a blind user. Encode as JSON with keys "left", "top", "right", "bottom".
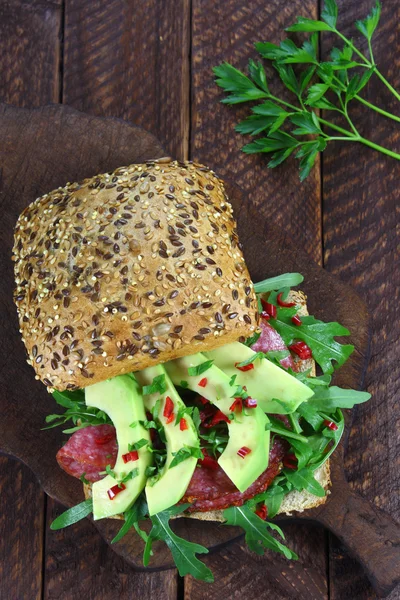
{"left": 13, "top": 159, "right": 371, "bottom": 581}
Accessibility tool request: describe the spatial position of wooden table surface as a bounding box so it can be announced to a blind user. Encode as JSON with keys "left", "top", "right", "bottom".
{"left": 0, "top": 1, "right": 398, "bottom": 599}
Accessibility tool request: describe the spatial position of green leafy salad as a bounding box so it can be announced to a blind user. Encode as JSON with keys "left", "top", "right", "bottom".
{"left": 47, "top": 273, "right": 370, "bottom": 583}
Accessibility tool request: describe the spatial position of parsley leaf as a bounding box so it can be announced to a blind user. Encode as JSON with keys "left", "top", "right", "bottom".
{"left": 223, "top": 504, "right": 297, "bottom": 559}
{"left": 170, "top": 445, "right": 202, "bottom": 469}
{"left": 144, "top": 504, "right": 214, "bottom": 582}
{"left": 142, "top": 374, "right": 167, "bottom": 396}
{"left": 187, "top": 360, "right": 214, "bottom": 377}
{"left": 128, "top": 438, "right": 149, "bottom": 452}
{"left": 214, "top": 0, "right": 400, "bottom": 181}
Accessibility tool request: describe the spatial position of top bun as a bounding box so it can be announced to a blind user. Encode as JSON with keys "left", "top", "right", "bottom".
{"left": 13, "top": 160, "right": 257, "bottom": 391}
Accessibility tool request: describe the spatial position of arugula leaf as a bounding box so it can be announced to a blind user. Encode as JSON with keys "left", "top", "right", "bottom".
{"left": 112, "top": 494, "right": 150, "bottom": 545}
{"left": 44, "top": 389, "right": 110, "bottom": 431}
{"left": 243, "top": 331, "right": 261, "bottom": 347}
{"left": 142, "top": 374, "right": 166, "bottom": 396}
{"left": 188, "top": 360, "right": 214, "bottom": 377}
{"left": 267, "top": 417, "right": 309, "bottom": 443}
{"left": 50, "top": 499, "right": 93, "bottom": 530}
{"left": 170, "top": 445, "right": 202, "bottom": 469}
{"left": 285, "top": 467, "right": 326, "bottom": 497}
{"left": 297, "top": 402, "right": 325, "bottom": 430}
{"left": 223, "top": 504, "right": 297, "bottom": 559}
{"left": 308, "top": 386, "right": 371, "bottom": 410}
{"left": 261, "top": 485, "right": 285, "bottom": 518}
{"left": 271, "top": 310, "right": 354, "bottom": 374}
{"left": 145, "top": 504, "right": 214, "bottom": 582}
{"left": 253, "top": 273, "right": 303, "bottom": 293}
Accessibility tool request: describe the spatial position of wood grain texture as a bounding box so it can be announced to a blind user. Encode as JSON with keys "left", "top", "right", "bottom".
{"left": 191, "top": 0, "right": 322, "bottom": 263}
{"left": 63, "top": 0, "right": 190, "bottom": 160}
{"left": 0, "top": 0, "right": 61, "bottom": 106}
{"left": 0, "top": 4, "right": 62, "bottom": 599}
{"left": 190, "top": 0, "right": 326, "bottom": 596}
{"left": 0, "top": 455, "right": 45, "bottom": 600}
{"left": 321, "top": 0, "right": 400, "bottom": 598}
{"left": 44, "top": 498, "right": 178, "bottom": 600}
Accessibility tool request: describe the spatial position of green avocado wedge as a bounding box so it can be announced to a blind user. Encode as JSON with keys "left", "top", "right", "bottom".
{"left": 85, "top": 375, "right": 152, "bottom": 520}
{"left": 166, "top": 354, "right": 270, "bottom": 493}
{"left": 206, "top": 342, "right": 313, "bottom": 414}
{"left": 135, "top": 365, "right": 200, "bottom": 516}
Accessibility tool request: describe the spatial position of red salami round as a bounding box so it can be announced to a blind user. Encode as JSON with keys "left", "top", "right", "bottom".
{"left": 182, "top": 438, "right": 288, "bottom": 512}
{"left": 251, "top": 320, "right": 296, "bottom": 370}
{"left": 56, "top": 424, "right": 117, "bottom": 483}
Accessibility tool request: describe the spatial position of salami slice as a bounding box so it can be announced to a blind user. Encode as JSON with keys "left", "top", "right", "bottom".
{"left": 56, "top": 424, "right": 118, "bottom": 482}
{"left": 251, "top": 320, "right": 296, "bottom": 370}
{"left": 181, "top": 438, "right": 288, "bottom": 512}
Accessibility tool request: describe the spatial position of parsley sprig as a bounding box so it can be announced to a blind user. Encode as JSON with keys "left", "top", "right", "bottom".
{"left": 214, "top": 0, "right": 400, "bottom": 180}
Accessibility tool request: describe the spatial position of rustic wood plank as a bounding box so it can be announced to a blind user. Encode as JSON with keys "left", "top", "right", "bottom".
{"left": 62, "top": 0, "right": 190, "bottom": 160}
{"left": 321, "top": 0, "right": 400, "bottom": 598}
{"left": 185, "top": 530, "right": 328, "bottom": 600}
{"left": 0, "top": 3, "right": 62, "bottom": 599}
{"left": 0, "top": 456, "right": 45, "bottom": 600}
{"left": 44, "top": 499, "right": 178, "bottom": 600}
{"left": 191, "top": 0, "right": 322, "bottom": 263}
{"left": 189, "top": 0, "right": 327, "bottom": 596}
{"left": 0, "top": 0, "right": 62, "bottom": 106}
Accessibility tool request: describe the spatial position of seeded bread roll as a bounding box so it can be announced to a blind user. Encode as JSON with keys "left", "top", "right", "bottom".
{"left": 13, "top": 160, "right": 257, "bottom": 391}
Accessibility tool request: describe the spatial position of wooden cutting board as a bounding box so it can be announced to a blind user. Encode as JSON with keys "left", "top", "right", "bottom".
{"left": 0, "top": 103, "right": 399, "bottom": 597}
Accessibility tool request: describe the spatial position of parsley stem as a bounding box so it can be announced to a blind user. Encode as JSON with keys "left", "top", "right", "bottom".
{"left": 318, "top": 118, "right": 353, "bottom": 137}
{"left": 358, "top": 136, "right": 400, "bottom": 160}
{"left": 355, "top": 95, "right": 400, "bottom": 122}
{"left": 268, "top": 94, "right": 300, "bottom": 112}
{"left": 334, "top": 29, "right": 372, "bottom": 66}
{"left": 373, "top": 70, "right": 400, "bottom": 102}
{"left": 333, "top": 28, "right": 400, "bottom": 103}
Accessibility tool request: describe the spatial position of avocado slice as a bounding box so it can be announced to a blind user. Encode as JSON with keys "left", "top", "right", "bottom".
{"left": 135, "top": 364, "right": 200, "bottom": 516}
{"left": 206, "top": 342, "right": 313, "bottom": 414}
{"left": 166, "top": 354, "right": 270, "bottom": 493}
{"left": 85, "top": 374, "right": 152, "bottom": 520}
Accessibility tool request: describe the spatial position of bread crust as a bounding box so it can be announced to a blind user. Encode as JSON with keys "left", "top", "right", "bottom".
{"left": 13, "top": 160, "right": 257, "bottom": 391}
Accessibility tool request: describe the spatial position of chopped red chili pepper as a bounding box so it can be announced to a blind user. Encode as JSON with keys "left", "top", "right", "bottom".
{"left": 237, "top": 446, "right": 251, "bottom": 458}
{"left": 283, "top": 453, "right": 298, "bottom": 470}
{"left": 261, "top": 299, "right": 277, "bottom": 318}
{"left": 166, "top": 413, "right": 175, "bottom": 424}
{"left": 235, "top": 362, "right": 255, "bottom": 372}
{"left": 204, "top": 410, "right": 231, "bottom": 428}
{"left": 289, "top": 341, "right": 312, "bottom": 360}
{"left": 255, "top": 503, "right": 267, "bottom": 520}
{"left": 323, "top": 419, "right": 338, "bottom": 431}
{"left": 243, "top": 397, "right": 257, "bottom": 408}
{"left": 260, "top": 311, "right": 270, "bottom": 320}
{"left": 229, "top": 398, "right": 243, "bottom": 412}
{"left": 180, "top": 418, "right": 188, "bottom": 431}
{"left": 199, "top": 449, "right": 219, "bottom": 470}
{"left": 198, "top": 377, "right": 208, "bottom": 388}
{"left": 291, "top": 314, "right": 302, "bottom": 326}
{"left": 163, "top": 396, "right": 174, "bottom": 419}
{"left": 122, "top": 450, "right": 139, "bottom": 463}
{"left": 277, "top": 292, "right": 296, "bottom": 308}
{"left": 199, "top": 396, "right": 209, "bottom": 405}
{"left": 107, "top": 483, "right": 126, "bottom": 500}
{"left": 95, "top": 433, "right": 114, "bottom": 445}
